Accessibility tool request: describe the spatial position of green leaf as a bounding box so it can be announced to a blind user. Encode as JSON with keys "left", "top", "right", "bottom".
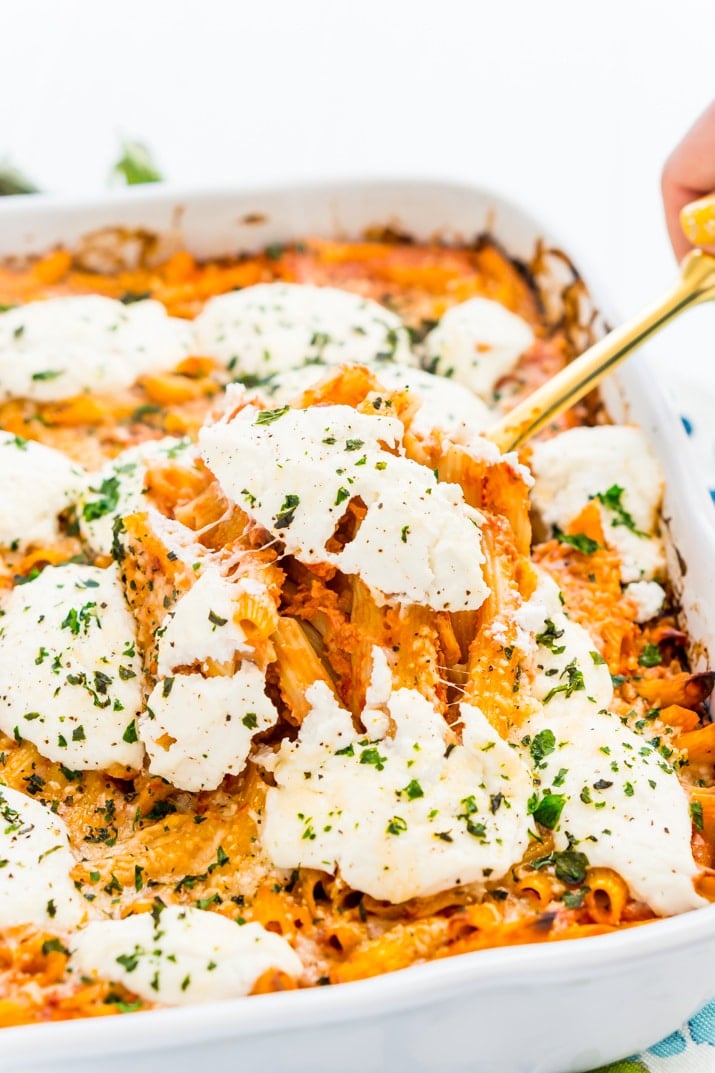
{"left": 0, "top": 160, "right": 39, "bottom": 196}
{"left": 530, "top": 728, "right": 556, "bottom": 766}
{"left": 554, "top": 527, "right": 601, "bottom": 555}
{"left": 638, "top": 643, "right": 662, "bottom": 668}
{"left": 111, "top": 139, "right": 163, "bottom": 186}
{"left": 531, "top": 792, "right": 566, "bottom": 830}
{"left": 553, "top": 848, "right": 589, "bottom": 885}
{"left": 591, "top": 485, "right": 648, "bottom": 537}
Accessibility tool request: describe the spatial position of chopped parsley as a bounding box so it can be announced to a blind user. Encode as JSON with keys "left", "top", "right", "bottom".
{"left": 591, "top": 485, "right": 647, "bottom": 536}
{"left": 122, "top": 720, "right": 138, "bottom": 744}
{"left": 359, "top": 747, "right": 386, "bottom": 771}
{"left": 535, "top": 620, "right": 565, "bottom": 654}
{"left": 529, "top": 792, "right": 566, "bottom": 830}
{"left": 543, "top": 660, "right": 585, "bottom": 704}
{"left": 275, "top": 493, "right": 300, "bottom": 529}
{"left": 638, "top": 643, "right": 663, "bottom": 668}
{"left": 554, "top": 527, "right": 601, "bottom": 555}
{"left": 255, "top": 405, "right": 290, "bottom": 425}
{"left": 82, "top": 476, "right": 121, "bottom": 522}
{"left": 529, "top": 728, "right": 556, "bottom": 766}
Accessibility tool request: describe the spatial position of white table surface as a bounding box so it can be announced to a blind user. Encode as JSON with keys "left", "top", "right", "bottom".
{"left": 3, "top": 1, "right": 715, "bottom": 470}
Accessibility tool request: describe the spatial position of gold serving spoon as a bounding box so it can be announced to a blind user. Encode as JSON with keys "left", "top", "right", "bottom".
{"left": 487, "top": 195, "right": 715, "bottom": 453}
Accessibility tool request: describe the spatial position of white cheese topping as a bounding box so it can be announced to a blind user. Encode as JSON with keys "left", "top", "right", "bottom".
{"left": 140, "top": 666, "right": 280, "bottom": 792}
{"left": 518, "top": 571, "right": 703, "bottom": 915}
{"left": 0, "top": 296, "right": 194, "bottom": 402}
{"left": 199, "top": 399, "right": 489, "bottom": 612}
{"left": 423, "top": 297, "right": 534, "bottom": 398}
{"left": 0, "top": 785, "right": 84, "bottom": 929}
{"left": 0, "top": 431, "right": 86, "bottom": 549}
{"left": 515, "top": 572, "right": 614, "bottom": 715}
{"left": 522, "top": 704, "right": 704, "bottom": 915}
{"left": 193, "top": 283, "right": 415, "bottom": 376}
{"left": 79, "top": 437, "right": 197, "bottom": 555}
{"left": 155, "top": 568, "right": 255, "bottom": 677}
{"left": 262, "top": 362, "right": 495, "bottom": 437}
{"left": 529, "top": 425, "right": 665, "bottom": 582}
{"left": 71, "top": 906, "right": 302, "bottom": 1005}
{"left": 0, "top": 564, "right": 144, "bottom": 771}
{"left": 624, "top": 580, "right": 666, "bottom": 624}
{"left": 261, "top": 650, "right": 532, "bottom": 903}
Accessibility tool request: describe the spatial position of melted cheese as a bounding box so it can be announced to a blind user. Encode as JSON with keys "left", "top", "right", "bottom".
{"left": 530, "top": 425, "right": 665, "bottom": 582}
{"left": 0, "top": 785, "right": 84, "bottom": 928}
{"left": 515, "top": 572, "right": 613, "bottom": 714}
{"left": 193, "top": 282, "right": 415, "bottom": 376}
{"left": 522, "top": 704, "right": 705, "bottom": 915}
{"left": 199, "top": 399, "right": 489, "bottom": 611}
{"left": 79, "top": 437, "right": 197, "bottom": 556}
{"left": 140, "top": 667, "right": 280, "bottom": 792}
{"left": 517, "top": 571, "right": 703, "bottom": 915}
{"left": 155, "top": 568, "right": 255, "bottom": 677}
{"left": 71, "top": 906, "right": 302, "bottom": 1005}
{"left": 262, "top": 362, "right": 495, "bottom": 437}
{"left": 0, "top": 296, "right": 194, "bottom": 402}
{"left": 261, "top": 650, "right": 532, "bottom": 903}
{"left": 0, "top": 564, "right": 144, "bottom": 771}
{"left": 624, "top": 580, "right": 666, "bottom": 623}
{"left": 0, "top": 431, "right": 86, "bottom": 549}
{"left": 423, "top": 297, "right": 534, "bottom": 398}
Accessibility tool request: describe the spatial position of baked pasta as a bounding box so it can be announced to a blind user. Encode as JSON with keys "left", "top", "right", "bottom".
{"left": 0, "top": 233, "right": 712, "bottom": 1027}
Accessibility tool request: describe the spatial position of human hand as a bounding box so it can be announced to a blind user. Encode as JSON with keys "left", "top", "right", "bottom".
{"left": 662, "top": 99, "right": 715, "bottom": 260}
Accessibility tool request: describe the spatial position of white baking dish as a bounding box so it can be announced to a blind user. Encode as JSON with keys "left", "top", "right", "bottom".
{"left": 0, "top": 180, "right": 714, "bottom": 1073}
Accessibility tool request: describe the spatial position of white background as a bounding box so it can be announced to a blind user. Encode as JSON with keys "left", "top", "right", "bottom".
{"left": 0, "top": 0, "right": 714, "bottom": 470}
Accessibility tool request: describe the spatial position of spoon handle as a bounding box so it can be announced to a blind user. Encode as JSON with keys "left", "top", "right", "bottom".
{"left": 487, "top": 249, "right": 715, "bottom": 453}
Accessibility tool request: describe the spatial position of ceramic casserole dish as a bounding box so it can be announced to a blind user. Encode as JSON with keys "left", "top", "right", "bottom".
{"left": 0, "top": 180, "right": 714, "bottom": 1073}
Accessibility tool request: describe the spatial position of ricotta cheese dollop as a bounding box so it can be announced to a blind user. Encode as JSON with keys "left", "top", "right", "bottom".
{"left": 0, "top": 785, "right": 85, "bottom": 929}
{"left": 423, "top": 296, "right": 534, "bottom": 399}
{"left": 529, "top": 425, "right": 665, "bottom": 582}
{"left": 0, "top": 564, "right": 144, "bottom": 771}
{"left": 193, "top": 282, "right": 416, "bottom": 376}
{"left": 0, "top": 431, "right": 86, "bottom": 549}
{"left": 0, "top": 296, "right": 194, "bottom": 402}
{"left": 71, "top": 906, "right": 302, "bottom": 1005}
{"left": 155, "top": 567, "right": 257, "bottom": 677}
{"left": 199, "top": 398, "right": 489, "bottom": 611}
{"left": 140, "top": 665, "right": 280, "bottom": 792}
{"left": 518, "top": 571, "right": 703, "bottom": 915}
{"left": 261, "top": 649, "right": 532, "bottom": 903}
{"left": 78, "top": 437, "right": 197, "bottom": 556}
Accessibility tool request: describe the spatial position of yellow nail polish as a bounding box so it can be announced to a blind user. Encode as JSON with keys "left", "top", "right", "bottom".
{"left": 680, "top": 194, "right": 715, "bottom": 246}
